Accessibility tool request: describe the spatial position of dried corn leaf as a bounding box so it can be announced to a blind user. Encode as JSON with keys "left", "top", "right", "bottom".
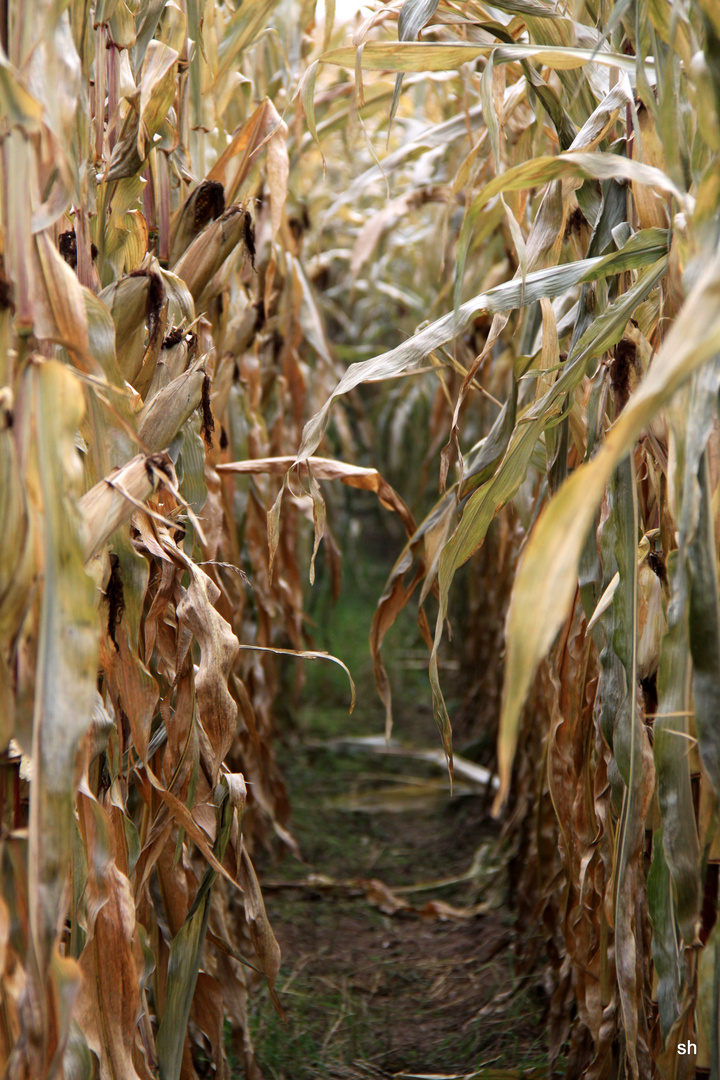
{"left": 105, "top": 42, "right": 179, "bottom": 181}
{"left": 75, "top": 783, "right": 145, "bottom": 1080}
{"left": 81, "top": 453, "right": 177, "bottom": 561}
{"left": 238, "top": 847, "right": 282, "bottom": 1011}
{"left": 176, "top": 562, "right": 239, "bottom": 781}
{"left": 219, "top": 454, "right": 416, "bottom": 536}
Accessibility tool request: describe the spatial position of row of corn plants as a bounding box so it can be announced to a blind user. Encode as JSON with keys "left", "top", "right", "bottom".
{"left": 0, "top": 0, "right": 395, "bottom": 1076}
{"left": 295, "top": 0, "right": 720, "bottom": 1074}
{"left": 3, "top": 0, "right": 720, "bottom": 1074}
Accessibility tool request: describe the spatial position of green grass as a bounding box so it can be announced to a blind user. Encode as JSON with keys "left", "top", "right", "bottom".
{"left": 294, "top": 505, "right": 448, "bottom": 752}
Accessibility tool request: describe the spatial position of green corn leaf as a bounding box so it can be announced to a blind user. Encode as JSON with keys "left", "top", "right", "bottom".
{"left": 431, "top": 258, "right": 667, "bottom": 779}
{"left": 298, "top": 230, "right": 669, "bottom": 464}
{"left": 611, "top": 455, "right": 655, "bottom": 1080}
{"left": 496, "top": 247, "right": 720, "bottom": 811}
{"left": 156, "top": 789, "right": 234, "bottom": 1080}
{"left": 654, "top": 549, "right": 700, "bottom": 947}
{"left": 647, "top": 827, "right": 681, "bottom": 1043}
{"left": 455, "top": 150, "right": 684, "bottom": 314}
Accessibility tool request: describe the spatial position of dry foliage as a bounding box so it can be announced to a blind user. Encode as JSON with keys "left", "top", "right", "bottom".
{"left": 1, "top": 0, "right": 720, "bottom": 1077}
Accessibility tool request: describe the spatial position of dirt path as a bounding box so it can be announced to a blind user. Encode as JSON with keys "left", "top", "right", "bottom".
{"left": 249, "top": 733, "right": 551, "bottom": 1079}
{"left": 246, "top": 521, "right": 552, "bottom": 1078}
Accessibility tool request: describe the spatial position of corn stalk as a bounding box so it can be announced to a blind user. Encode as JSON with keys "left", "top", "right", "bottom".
{"left": 300, "top": 0, "right": 720, "bottom": 1073}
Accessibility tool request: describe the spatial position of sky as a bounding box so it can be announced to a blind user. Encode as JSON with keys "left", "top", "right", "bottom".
{"left": 330, "top": 0, "right": 370, "bottom": 25}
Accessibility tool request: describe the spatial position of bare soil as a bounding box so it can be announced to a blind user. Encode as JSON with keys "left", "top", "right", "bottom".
{"left": 249, "top": 734, "right": 552, "bottom": 1079}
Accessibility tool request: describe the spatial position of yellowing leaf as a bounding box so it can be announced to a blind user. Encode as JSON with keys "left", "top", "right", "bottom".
{"left": 320, "top": 40, "right": 655, "bottom": 78}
